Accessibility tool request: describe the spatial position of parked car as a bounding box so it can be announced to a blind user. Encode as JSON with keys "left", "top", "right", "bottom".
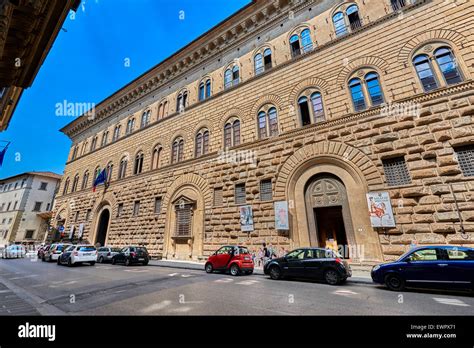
{"left": 97, "top": 246, "right": 122, "bottom": 263}
{"left": 37, "top": 244, "right": 50, "bottom": 259}
{"left": 264, "top": 247, "right": 351, "bottom": 285}
{"left": 42, "top": 243, "right": 72, "bottom": 262}
{"left": 205, "top": 245, "right": 254, "bottom": 276}
{"left": 371, "top": 245, "right": 474, "bottom": 291}
{"left": 1, "top": 245, "right": 26, "bottom": 259}
{"left": 111, "top": 246, "right": 149, "bottom": 266}
{"left": 57, "top": 245, "right": 97, "bottom": 266}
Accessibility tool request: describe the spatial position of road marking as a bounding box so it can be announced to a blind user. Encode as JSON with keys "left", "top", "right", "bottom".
{"left": 181, "top": 274, "right": 192, "bottom": 278}
{"left": 0, "top": 290, "right": 12, "bottom": 294}
{"left": 433, "top": 298, "right": 470, "bottom": 307}
{"left": 214, "top": 278, "right": 233, "bottom": 283}
{"left": 333, "top": 289, "right": 359, "bottom": 296}
{"left": 140, "top": 300, "right": 172, "bottom": 314}
{"left": 168, "top": 273, "right": 179, "bottom": 277}
{"left": 169, "top": 306, "right": 192, "bottom": 313}
{"left": 8, "top": 275, "right": 39, "bottom": 280}
{"left": 236, "top": 280, "right": 259, "bottom": 285}
{"left": 124, "top": 269, "right": 149, "bottom": 273}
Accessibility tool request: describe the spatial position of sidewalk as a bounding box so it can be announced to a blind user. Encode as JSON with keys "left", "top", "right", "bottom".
{"left": 149, "top": 259, "right": 373, "bottom": 284}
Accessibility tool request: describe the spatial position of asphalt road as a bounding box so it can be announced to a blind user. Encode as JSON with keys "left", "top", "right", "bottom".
{"left": 0, "top": 257, "right": 473, "bottom": 315}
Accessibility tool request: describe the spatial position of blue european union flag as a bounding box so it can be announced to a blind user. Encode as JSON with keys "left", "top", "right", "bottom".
{"left": 0, "top": 142, "right": 10, "bottom": 167}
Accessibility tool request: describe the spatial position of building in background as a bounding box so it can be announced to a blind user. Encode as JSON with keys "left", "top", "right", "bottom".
{"left": 0, "top": 0, "right": 80, "bottom": 131}
{"left": 54, "top": 0, "right": 474, "bottom": 262}
{"left": 0, "top": 172, "right": 61, "bottom": 247}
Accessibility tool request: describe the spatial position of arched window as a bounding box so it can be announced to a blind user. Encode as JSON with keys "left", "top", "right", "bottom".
{"left": 62, "top": 178, "right": 70, "bottom": 195}
{"left": 224, "top": 65, "right": 240, "bottom": 89}
{"left": 224, "top": 119, "right": 241, "bottom": 148}
{"left": 158, "top": 101, "right": 168, "bottom": 119}
{"left": 101, "top": 131, "right": 108, "bottom": 147}
{"left": 81, "top": 142, "right": 88, "bottom": 155}
{"left": 71, "top": 175, "right": 79, "bottom": 193}
{"left": 365, "top": 72, "right": 384, "bottom": 106}
{"left": 106, "top": 162, "right": 113, "bottom": 183}
{"left": 349, "top": 78, "right": 366, "bottom": 112}
{"left": 258, "top": 106, "right": 279, "bottom": 139}
{"left": 298, "top": 88, "right": 326, "bottom": 127}
{"left": 290, "top": 29, "right": 313, "bottom": 58}
{"left": 113, "top": 125, "right": 121, "bottom": 141}
{"left": 413, "top": 55, "right": 438, "bottom": 92}
{"left": 195, "top": 129, "right": 210, "bottom": 157}
{"left": 333, "top": 4, "right": 362, "bottom": 37}
{"left": 119, "top": 157, "right": 128, "bottom": 179}
{"left": 199, "top": 79, "right": 212, "bottom": 101}
{"left": 71, "top": 146, "right": 78, "bottom": 160}
{"left": 176, "top": 91, "right": 188, "bottom": 112}
{"left": 172, "top": 138, "right": 184, "bottom": 163}
{"left": 141, "top": 110, "right": 151, "bottom": 128}
{"left": 434, "top": 47, "right": 463, "bottom": 86}
{"left": 126, "top": 118, "right": 135, "bottom": 135}
{"left": 254, "top": 48, "right": 272, "bottom": 75}
{"left": 151, "top": 146, "right": 162, "bottom": 170}
{"left": 81, "top": 171, "right": 89, "bottom": 190}
{"left": 90, "top": 136, "right": 97, "bottom": 151}
{"left": 134, "top": 152, "right": 144, "bottom": 175}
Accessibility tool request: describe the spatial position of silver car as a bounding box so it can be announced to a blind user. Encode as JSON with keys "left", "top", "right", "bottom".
{"left": 1, "top": 245, "right": 26, "bottom": 259}
{"left": 97, "top": 246, "right": 122, "bottom": 263}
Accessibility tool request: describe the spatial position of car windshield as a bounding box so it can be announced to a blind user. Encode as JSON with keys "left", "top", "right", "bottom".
{"left": 65, "top": 246, "right": 75, "bottom": 252}
{"left": 79, "top": 246, "right": 95, "bottom": 251}
{"left": 397, "top": 248, "right": 418, "bottom": 261}
{"left": 137, "top": 247, "right": 147, "bottom": 252}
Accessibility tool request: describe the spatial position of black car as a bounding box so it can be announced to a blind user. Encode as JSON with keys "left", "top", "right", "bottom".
{"left": 264, "top": 248, "right": 351, "bottom": 285}
{"left": 112, "top": 246, "right": 149, "bottom": 266}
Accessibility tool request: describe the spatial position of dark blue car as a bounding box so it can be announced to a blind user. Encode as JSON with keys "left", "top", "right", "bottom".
{"left": 371, "top": 245, "right": 474, "bottom": 291}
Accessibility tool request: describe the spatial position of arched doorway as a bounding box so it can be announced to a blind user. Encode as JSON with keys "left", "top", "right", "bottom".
{"left": 96, "top": 209, "right": 110, "bottom": 247}
{"left": 305, "top": 174, "right": 355, "bottom": 258}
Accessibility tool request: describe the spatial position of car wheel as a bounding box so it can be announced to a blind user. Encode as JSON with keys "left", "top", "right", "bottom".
{"left": 125, "top": 258, "right": 130, "bottom": 266}
{"left": 269, "top": 265, "right": 281, "bottom": 280}
{"left": 98, "top": 256, "right": 104, "bottom": 263}
{"left": 230, "top": 264, "right": 240, "bottom": 276}
{"left": 246, "top": 270, "right": 254, "bottom": 275}
{"left": 67, "top": 258, "right": 73, "bottom": 267}
{"left": 112, "top": 258, "right": 116, "bottom": 265}
{"left": 90, "top": 262, "right": 95, "bottom": 266}
{"left": 48, "top": 255, "right": 52, "bottom": 262}
{"left": 57, "top": 258, "right": 61, "bottom": 265}
{"left": 42, "top": 256, "right": 45, "bottom": 262}
{"left": 205, "top": 263, "right": 213, "bottom": 273}
{"left": 385, "top": 273, "right": 405, "bottom": 291}
{"left": 324, "top": 269, "right": 341, "bottom": 285}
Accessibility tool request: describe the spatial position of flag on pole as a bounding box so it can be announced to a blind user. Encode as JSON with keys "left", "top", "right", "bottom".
{"left": 0, "top": 142, "right": 10, "bottom": 167}
{"left": 92, "top": 169, "right": 107, "bottom": 192}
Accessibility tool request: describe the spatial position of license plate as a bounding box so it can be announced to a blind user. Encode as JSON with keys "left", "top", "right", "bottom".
{"left": 83, "top": 253, "right": 91, "bottom": 256}
{"left": 244, "top": 257, "right": 250, "bottom": 261}
{"left": 138, "top": 258, "right": 144, "bottom": 260}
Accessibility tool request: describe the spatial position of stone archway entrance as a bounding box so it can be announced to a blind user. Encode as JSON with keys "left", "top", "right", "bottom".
{"left": 95, "top": 209, "right": 110, "bottom": 247}
{"left": 305, "top": 175, "right": 355, "bottom": 258}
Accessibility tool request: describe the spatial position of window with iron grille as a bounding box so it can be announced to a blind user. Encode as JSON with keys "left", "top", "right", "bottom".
{"left": 39, "top": 182, "right": 48, "bottom": 190}
{"left": 382, "top": 157, "right": 411, "bottom": 186}
{"left": 176, "top": 205, "right": 191, "bottom": 236}
{"left": 260, "top": 179, "right": 273, "bottom": 201}
{"left": 25, "top": 230, "right": 35, "bottom": 239}
{"left": 86, "top": 209, "right": 92, "bottom": 221}
{"left": 214, "top": 188, "right": 223, "bottom": 207}
{"left": 235, "top": 183, "right": 246, "bottom": 205}
{"left": 455, "top": 145, "right": 474, "bottom": 177}
{"left": 154, "top": 197, "right": 162, "bottom": 215}
{"left": 117, "top": 203, "right": 124, "bottom": 217}
{"left": 133, "top": 201, "right": 140, "bottom": 216}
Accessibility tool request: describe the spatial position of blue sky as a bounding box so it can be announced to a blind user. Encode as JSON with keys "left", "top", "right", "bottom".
{"left": 1, "top": 0, "right": 250, "bottom": 179}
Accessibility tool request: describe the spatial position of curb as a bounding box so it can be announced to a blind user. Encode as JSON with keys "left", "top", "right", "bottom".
{"left": 148, "top": 261, "right": 374, "bottom": 284}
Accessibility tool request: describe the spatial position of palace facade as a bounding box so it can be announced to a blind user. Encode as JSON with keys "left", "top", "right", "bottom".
{"left": 53, "top": 0, "right": 474, "bottom": 262}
